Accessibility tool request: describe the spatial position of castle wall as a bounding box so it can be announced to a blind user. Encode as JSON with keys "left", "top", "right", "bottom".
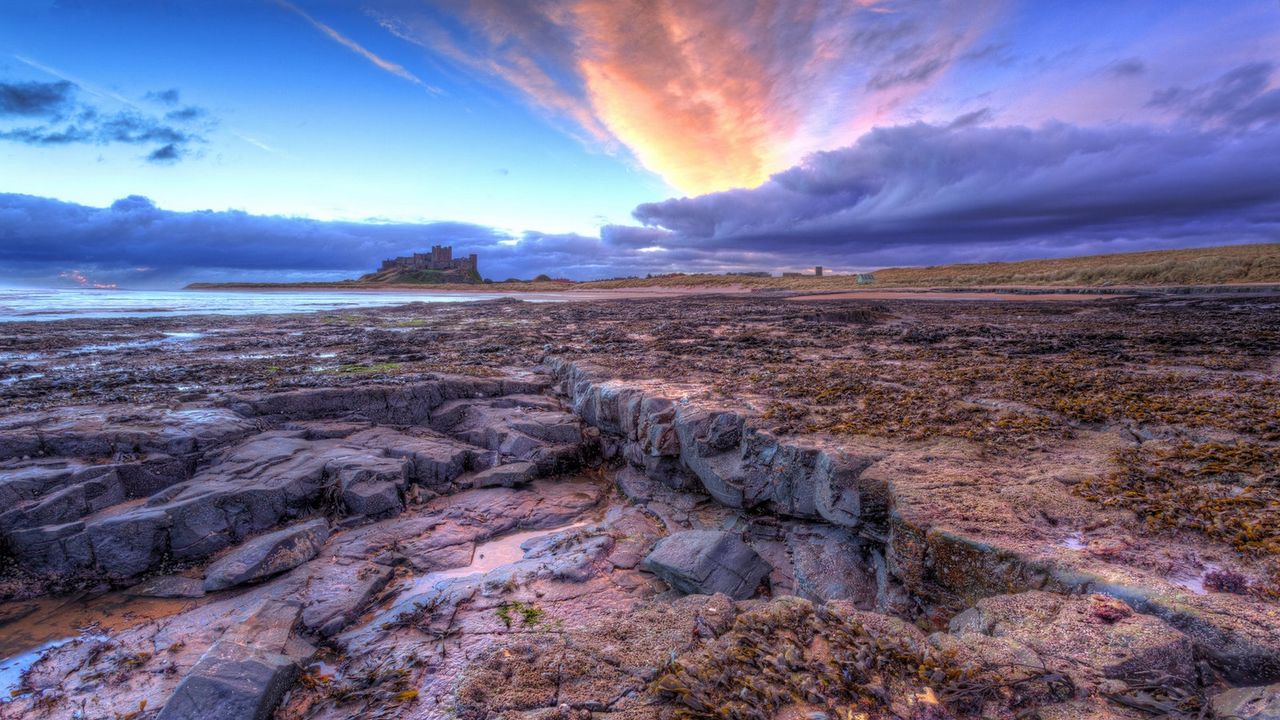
{"left": 378, "top": 246, "right": 478, "bottom": 277}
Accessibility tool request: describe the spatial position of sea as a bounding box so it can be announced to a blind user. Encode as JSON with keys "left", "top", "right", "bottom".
{"left": 0, "top": 287, "right": 545, "bottom": 322}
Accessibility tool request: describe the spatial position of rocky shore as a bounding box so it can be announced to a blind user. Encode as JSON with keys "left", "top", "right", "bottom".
{"left": 1, "top": 292, "right": 1278, "bottom": 719}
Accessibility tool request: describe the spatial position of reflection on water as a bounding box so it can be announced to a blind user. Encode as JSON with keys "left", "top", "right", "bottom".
{"left": 403, "top": 519, "right": 590, "bottom": 597}
{"left": 0, "top": 635, "right": 97, "bottom": 699}
{"left": 74, "top": 330, "right": 207, "bottom": 353}
{"left": 0, "top": 287, "right": 555, "bottom": 322}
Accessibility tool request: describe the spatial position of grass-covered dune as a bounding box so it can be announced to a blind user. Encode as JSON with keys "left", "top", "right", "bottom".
{"left": 187, "top": 242, "right": 1280, "bottom": 292}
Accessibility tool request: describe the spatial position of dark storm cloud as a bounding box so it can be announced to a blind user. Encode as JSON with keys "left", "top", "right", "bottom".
{"left": 0, "top": 193, "right": 797, "bottom": 287}
{"left": 0, "top": 80, "right": 75, "bottom": 117}
{"left": 0, "top": 78, "right": 213, "bottom": 162}
{"left": 626, "top": 119, "right": 1280, "bottom": 266}
{"left": 8, "top": 115, "right": 1280, "bottom": 286}
{"left": 1149, "top": 61, "right": 1280, "bottom": 127}
{"left": 599, "top": 225, "right": 673, "bottom": 249}
{"left": 0, "top": 193, "right": 518, "bottom": 286}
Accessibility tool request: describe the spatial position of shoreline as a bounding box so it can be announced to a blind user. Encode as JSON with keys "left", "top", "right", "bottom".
{"left": 185, "top": 279, "right": 1280, "bottom": 297}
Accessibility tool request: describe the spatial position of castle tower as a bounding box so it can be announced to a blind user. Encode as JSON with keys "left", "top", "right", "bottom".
{"left": 431, "top": 245, "right": 452, "bottom": 268}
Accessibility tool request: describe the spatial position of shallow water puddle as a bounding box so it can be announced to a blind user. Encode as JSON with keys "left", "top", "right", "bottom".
{"left": 0, "top": 635, "right": 104, "bottom": 699}
{"left": 1058, "top": 532, "right": 1086, "bottom": 550}
{"left": 402, "top": 519, "right": 592, "bottom": 596}
{"left": 0, "top": 373, "right": 45, "bottom": 387}
{"left": 0, "top": 590, "right": 202, "bottom": 697}
{"left": 72, "top": 331, "right": 206, "bottom": 354}
{"left": 1169, "top": 562, "right": 1221, "bottom": 595}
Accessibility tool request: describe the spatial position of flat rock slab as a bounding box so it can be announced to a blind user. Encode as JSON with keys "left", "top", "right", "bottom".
{"left": 299, "top": 562, "right": 395, "bottom": 638}
{"left": 155, "top": 639, "right": 296, "bottom": 720}
{"left": 128, "top": 575, "right": 206, "bottom": 599}
{"left": 0, "top": 405, "right": 255, "bottom": 462}
{"left": 157, "top": 600, "right": 303, "bottom": 720}
{"left": 432, "top": 400, "right": 583, "bottom": 473}
{"left": 204, "top": 519, "right": 329, "bottom": 592}
{"left": 469, "top": 461, "right": 537, "bottom": 487}
{"left": 642, "top": 529, "right": 770, "bottom": 600}
{"left": 947, "top": 590, "right": 1196, "bottom": 689}
{"left": 1212, "top": 683, "right": 1280, "bottom": 720}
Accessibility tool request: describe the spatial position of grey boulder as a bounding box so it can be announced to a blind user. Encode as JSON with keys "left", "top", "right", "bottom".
{"left": 155, "top": 640, "right": 296, "bottom": 720}
{"left": 203, "top": 519, "right": 329, "bottom": 592}
{"left": 470, "top": 461, "right": 538, "bottom": 487}
{"left": 156, "top": 600, "right": 302, "bottom": 720}
{"left": 642, "top": 530, "right": 770, "bottom": 600}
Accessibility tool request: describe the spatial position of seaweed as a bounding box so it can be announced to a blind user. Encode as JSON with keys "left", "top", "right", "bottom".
{"left": 652, "top": 597, "right": 1074, "bottom": 720}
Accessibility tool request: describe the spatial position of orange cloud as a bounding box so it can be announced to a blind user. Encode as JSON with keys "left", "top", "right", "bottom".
{"left": 572, "top": 0, "right": 787, "bottom": 193}
{"left": 377, "top": 0, "right": 999, "bottom": 194}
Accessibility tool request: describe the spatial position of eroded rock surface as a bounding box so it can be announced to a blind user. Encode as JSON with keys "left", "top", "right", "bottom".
{"left": 156, "top": 600, "right": 305, "bottom": 720}
{"left": 0, "top": 293, "right": 1277, "bottom": 719}
{"left": 642, "top": 530, "right": 770, "bottom": 600}
{"left": 203, "top": 520, "right": 330, "bottom": 592}
{"left": 1212, "top": 683, "right": 1280, "bottom": 720}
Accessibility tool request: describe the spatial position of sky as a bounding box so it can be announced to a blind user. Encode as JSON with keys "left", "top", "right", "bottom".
{"left": 1, "top": 0, "right": 1278, "bottom": 287}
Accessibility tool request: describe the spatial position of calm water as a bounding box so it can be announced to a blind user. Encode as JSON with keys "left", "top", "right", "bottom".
{"left": 0, "top": 287, "right": 539, "bottom": 322}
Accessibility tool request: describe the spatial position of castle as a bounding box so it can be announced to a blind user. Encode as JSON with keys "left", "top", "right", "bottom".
{"left": 378, "top": 245, "right": 478, "bottom": 276}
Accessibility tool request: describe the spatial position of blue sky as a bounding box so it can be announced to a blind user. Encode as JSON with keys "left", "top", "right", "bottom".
{"left": 0, "top": 0, "right": 668, "bottom": 234}
{"left": 1, "top": 0, "right": 1278, "bottom": 286}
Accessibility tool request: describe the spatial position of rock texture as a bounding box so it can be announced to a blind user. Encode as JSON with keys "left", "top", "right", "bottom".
{"left": 551, "top": 357, "right": 1280, "bottom": 686}
{"left": 203, "top": 519, "right": 330, "bottom": 592}
{"left": 156, "top": 600, "right": 302, "bottom": 720}
{"left": 0, "top": 378, "right": 586, "bottom": 586}
{"left": 1212, "top": 683, "right": 1280, "bottom": 720}
{"left": 2, "top": 294, "right": 1278, "bottom": 720}
{"left": 643, "top": 530, "right": 771, "bottom": 600}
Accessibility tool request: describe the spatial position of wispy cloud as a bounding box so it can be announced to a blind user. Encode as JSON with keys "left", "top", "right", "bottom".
{"left": 230, "top": 129, "right": 285, "bottom": 156}
{"left": 274, "top": 0, "right": 439, "bottom": 94}
{"left": 13, "top": 54, "right": 136, "bottom": 107}
{"left": 367, "top": 0, "right": 999, "bottom": 195}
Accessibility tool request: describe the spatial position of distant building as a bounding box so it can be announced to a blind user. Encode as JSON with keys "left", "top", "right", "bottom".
{"left": 856, "top": 273, "right": 875, "bottom": 284}
{"left": 814, "top": 266, "right": 824, "bottom": 277}
{"left": 379, "top": 245, "right": 478, "bottom": 276}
